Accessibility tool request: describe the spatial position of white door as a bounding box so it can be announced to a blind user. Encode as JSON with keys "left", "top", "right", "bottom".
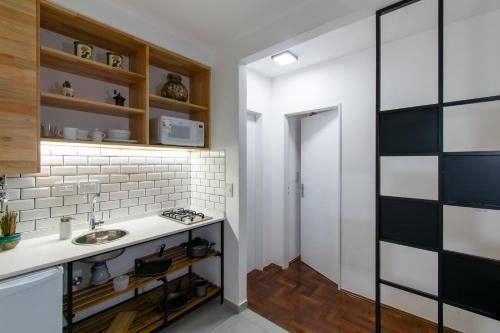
{"left": 300, "top": 110, "right": 340, "bottom": 283}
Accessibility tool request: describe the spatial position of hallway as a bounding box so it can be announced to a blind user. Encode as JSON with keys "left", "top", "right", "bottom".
{"left": 248, "top": 261, "right": 457, "bottom": 333}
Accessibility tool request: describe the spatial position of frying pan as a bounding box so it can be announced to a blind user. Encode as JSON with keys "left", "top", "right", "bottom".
{"left": 135, "top": 244, "right": 172, "bottom": 277}
{"left": 164, "top": 279, "right": 188, "bottom": 312}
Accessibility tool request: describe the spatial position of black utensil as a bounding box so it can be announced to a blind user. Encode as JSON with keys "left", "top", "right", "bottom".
{"left": 164, "top": 279, "right": 188, "bottom": 312}
{"left": 134, "top": 257, "right": 172, "bottom": 277}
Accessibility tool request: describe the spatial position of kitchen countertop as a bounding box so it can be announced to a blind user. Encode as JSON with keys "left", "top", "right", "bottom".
{"left": 0, "top": 207, "right": 224, "bottom": 280}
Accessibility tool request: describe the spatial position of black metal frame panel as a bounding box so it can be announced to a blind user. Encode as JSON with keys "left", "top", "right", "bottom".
{"left": 376, "top": 0, "right": 500, "bottom": 332}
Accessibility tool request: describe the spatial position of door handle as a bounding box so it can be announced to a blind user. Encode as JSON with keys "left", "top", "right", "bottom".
{"left": 301, "top": 184, "right": 304, "bottom": 198}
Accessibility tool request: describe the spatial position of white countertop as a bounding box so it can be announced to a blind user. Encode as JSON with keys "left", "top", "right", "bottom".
{"left": 0, "top": 208, "right": 224, "bottom": 280}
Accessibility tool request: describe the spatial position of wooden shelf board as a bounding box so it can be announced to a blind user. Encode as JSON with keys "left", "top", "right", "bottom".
{"left": 64, "top": 246, "right": 219, "bottom": 314}
{"left": 41, "top": 92, "right": 144, "bottom": 118}
{"left": 149, "top": 95, "right": 208, "bottom": 113}
{"left": 41, "top": 138, "right": 210, "bottom": 151}
{"left": 41, "top": 47, "right": 145, "bottom": 86}
{"left": 67, "top": 274, "right": 220, "bottom": 333}
{"left": 149, "top": 45, "right": 209, "bottom": 77}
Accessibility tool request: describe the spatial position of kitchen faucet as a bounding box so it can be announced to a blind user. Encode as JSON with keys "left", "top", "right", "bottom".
{"left": 89, "top": 193, "right": 104, "bottom": 230}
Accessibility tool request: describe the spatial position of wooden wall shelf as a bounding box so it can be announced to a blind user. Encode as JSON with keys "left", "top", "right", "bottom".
{"left": 41, "top": 92, "right": 145, "bottom": 117}
{"left": 38, "top": 0, "right": 211, "bottom": 149}
{"left": 149, "top": 94, "right": 208, "bottom": 113}
{"left": 66, "top": 274, "right": 220, "bottom": 333}
{"left": 41, "top": 47, "right": 145, "bottom": 86}
{"left": 63, "top": 245, "right": 219, "bottom": 314}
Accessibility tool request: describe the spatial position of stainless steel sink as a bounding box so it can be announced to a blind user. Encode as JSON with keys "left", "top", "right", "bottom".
{"left": 72, "top": 229, "right": 128, "bottom": 246}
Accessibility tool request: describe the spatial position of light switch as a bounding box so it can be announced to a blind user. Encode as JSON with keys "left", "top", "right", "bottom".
{"left": 226, "top": 183, "right": 234, "bottom": 198}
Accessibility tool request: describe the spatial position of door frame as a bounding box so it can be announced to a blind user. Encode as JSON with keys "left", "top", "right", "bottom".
{"left": 284, "top": 104, "right": 342, "bottom": 288}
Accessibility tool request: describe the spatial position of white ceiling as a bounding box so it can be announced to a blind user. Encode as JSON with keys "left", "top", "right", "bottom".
{"left": 105, "top": 0, "right": 398, "bottom": 49}
{"left": 247, "top": 16, "right": 374, "bottom": 78}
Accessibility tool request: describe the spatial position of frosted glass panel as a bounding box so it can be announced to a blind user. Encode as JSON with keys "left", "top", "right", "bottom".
{"left": 381, "top": 0, "right": 438, "bottom": 110}
{"left": 381, "top": 241, "right": 438, "bottom": 295}
{"left": 444, "top": 0, "right": 500, "bottom": 102}
{"left": 445, "top": 304, "right": 500, "bottom": 333}
{"left": 380, "top": 156, "right": 438, "bottom": 200}
{"left": 382, "top": 285, "right": 438, "bottom": 324}
{"left": 444, "top": 205, "right": 500, "bottom": 261}
{"left": 444, "top": 101, "right": 500, "bottom": 152}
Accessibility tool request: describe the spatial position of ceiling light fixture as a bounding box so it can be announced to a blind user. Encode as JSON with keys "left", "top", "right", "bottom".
{"left": 271, "top": 51, "right": 298, "bottom": 65}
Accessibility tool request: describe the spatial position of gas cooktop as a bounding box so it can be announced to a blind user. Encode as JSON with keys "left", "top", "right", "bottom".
{"left": 160, "top": 208, "right": 212, "bottom": 225}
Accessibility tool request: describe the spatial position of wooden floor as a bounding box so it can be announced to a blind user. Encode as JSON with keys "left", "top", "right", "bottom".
{"left": 248, "top": 261, "right": 458, "bottom": 333}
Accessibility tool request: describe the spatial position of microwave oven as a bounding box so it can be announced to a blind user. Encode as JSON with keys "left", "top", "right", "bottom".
{"left": 150, "top": 116, "right": 205, "bottom": 147}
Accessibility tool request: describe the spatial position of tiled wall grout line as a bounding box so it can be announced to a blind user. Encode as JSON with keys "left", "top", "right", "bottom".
{"left": 5, "top": 144, "right": 225, "bottom": 236}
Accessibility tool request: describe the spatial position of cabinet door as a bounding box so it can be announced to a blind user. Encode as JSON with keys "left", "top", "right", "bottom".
{"left": 0, "top": 0, "right": 39, "bottom": 173}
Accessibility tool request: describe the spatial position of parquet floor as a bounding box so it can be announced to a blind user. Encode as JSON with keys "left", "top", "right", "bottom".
{"left": 248, "top": 260, "right": 458, "bottom": 333}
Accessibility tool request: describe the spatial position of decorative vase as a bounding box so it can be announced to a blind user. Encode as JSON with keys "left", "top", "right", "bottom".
{"left": 106, "top": 52, "right": 123, "bottom": 69}
{"left": 0, "top": 233, "right": 21, "bottom": 252}
{"left": 161, "top": 74, "right": 188, "bottom": 102}
{"left": 74, "top": 41, "right": 93, "bottom": 60}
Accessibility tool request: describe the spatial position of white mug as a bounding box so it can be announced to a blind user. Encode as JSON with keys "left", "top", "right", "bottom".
{"left": 63, "top": 127, "right": 78, "bottom": 140}
{"left": 91, "top": 129, "right": 106, "bottom": 142}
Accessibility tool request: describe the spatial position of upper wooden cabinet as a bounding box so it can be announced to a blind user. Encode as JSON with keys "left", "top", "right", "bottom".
{"left": 0, "top": 0, "right": 40, "bottom": 173}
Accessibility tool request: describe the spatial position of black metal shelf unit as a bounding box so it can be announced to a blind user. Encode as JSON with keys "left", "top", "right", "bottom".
{"left": 376, "top": 0, "right": 500, "bottom": 332}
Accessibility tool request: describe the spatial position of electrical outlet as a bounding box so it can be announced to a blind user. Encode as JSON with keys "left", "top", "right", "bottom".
{"left": 52, "top": 183, "right": 77, "bottom": 196}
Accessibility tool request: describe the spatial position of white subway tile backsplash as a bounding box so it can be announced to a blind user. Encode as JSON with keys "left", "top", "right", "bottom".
{"left": 110, "top": 191, "right": 128, "bottom": 200}
{"left": 51, "top": 205, "right": 76, "bottom": 217}
{"left": 41, "top": 155, "right": 63, "bottom": 166}
{"left": 121, "top": 182, "right": 138, "bottom": 191}
{"left": 129, "top": 189, "right": 145, "bottom": 198}
{"left": 6, "top": 177, "right": 35, "bottom": 189}
{"left": 139, "top": 196, "right": 154, "bottom": 205}
{"left": 78, "top": 166, "right": 100, "bottom": 175}
{"left": 110, "top": 207, "right": 128, "bottom": 218}
{"left": 37, "top": 176, "right": 63, "bottom": 187}
{"left": 130, "top": 174, "right": 146, "bottom": 182}
{"left": 11, "top": 143, "right": 225, "bottom": 236}
{"left": 21, "top": 187, "right": 51, "bottom": 199}
{"left": 88, "top": 156, "right": 109, "bottom": 165}
{"left": 110, "top": 174, "right": 128, "bottom": 183}
{"left": 101, "top": 166, "right": 120, "bottom": 174}
{"left": 35, "top": 197, "right": 63, "bottom": 209}
{"left": 64, "top": 195, "right": 87, "bottom": 205}
{"left": 51, "top": 166, "right": 77, "bottom": 176}
{"left": 64, "top": 156, "right": 87, "bottom": 166}
{"left": 100, "top": 200, "right": 120, "bottom": 211}
{"left": 147, "top": 203, "right": 161, "bottom": 211}
{"left": 20, "top": 208, "right": 50, "bottom": 221}
{"left": 121, "top": 198, "right": 138, "bottom": 208}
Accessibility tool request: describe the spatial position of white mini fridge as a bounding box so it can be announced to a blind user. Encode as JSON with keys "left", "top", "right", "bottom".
{"left": 0, "top": 266, "right": 63, "bottom": 333}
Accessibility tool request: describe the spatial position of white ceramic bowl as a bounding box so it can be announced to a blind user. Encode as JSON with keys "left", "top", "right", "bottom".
{"left": 112, "top": 275, "right": 129, "bottom": 291}
{"left": 107, "top": 129, "right": 131, "bottom": 140}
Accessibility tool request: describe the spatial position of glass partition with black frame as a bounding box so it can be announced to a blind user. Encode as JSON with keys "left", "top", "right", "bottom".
{"left": 377, "top": 0, "right": 500, "bottom": 332}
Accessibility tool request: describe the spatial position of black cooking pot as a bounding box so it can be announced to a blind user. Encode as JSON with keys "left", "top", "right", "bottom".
{"left": 180, "top": 237, "right": 215, "bottom": 258}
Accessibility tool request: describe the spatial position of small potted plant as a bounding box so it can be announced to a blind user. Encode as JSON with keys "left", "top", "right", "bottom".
{"left": 61, "top": 80, "right": 74, "bottom": 97}
{"left": 0, "top": 206, "right": 20, "bottom": 252}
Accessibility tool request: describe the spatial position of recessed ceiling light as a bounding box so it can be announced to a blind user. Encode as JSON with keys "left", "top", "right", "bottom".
{"left": 271, "top": 51, "right": 298, "bottom": 65}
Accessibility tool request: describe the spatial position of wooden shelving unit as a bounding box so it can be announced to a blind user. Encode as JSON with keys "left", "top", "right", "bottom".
{"left": 149, "top": 94, "right": 208, "bottom": 113}
{"left": 64, "top": 245, "right": 219, "bottom": 314}
{"left": 41, "top": 92, "right": 144, "bottom": 117}
{"left": 66, "top": 274, "right": 220, "bottom": 333}
{"left": 39, "top": 0, "right": 211, "bottom": 148}
{"left": 41, "top": 47, "right": 145, "bottom": 86}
